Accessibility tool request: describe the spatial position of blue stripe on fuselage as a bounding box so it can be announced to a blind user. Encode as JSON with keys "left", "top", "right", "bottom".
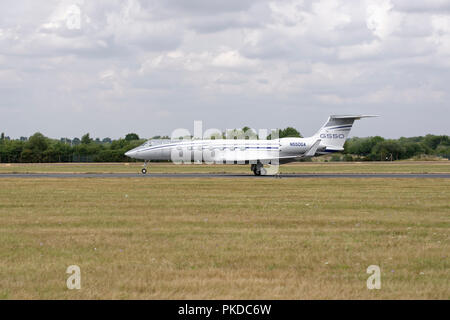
{"left": 138, "top": 143, "right": 279, "bottom": 152}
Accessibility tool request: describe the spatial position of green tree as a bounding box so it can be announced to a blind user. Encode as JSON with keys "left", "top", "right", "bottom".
{"left": 72, "top": 138, "right": 81, "bottom": 145}
{"left": 371, "top": 140, "right": 406, "bottom": 161}
{"left": 422, "top": 134, "right": 448, "bottom": 150}
{"left": 344, "top": 136, "right": 384, "bottom": 156}
{"left": 279, "top": 127, "right": 302, "bottom": 138}
{"left": 403, "top": 142, "right": 425, "bottom": 158}
{"left": 241, "top": 126, "right": 258, "bottom": 140}
{"left": 20, "top": 148, "right": 34, "bottom": 162}
{"left": 81, "top": 133, "right": 92, "bottom": 144}
{"left": 1, "top": 140, "right": 25, "bottom": 162}
{"left": 125, "top": 133, "right": 140, "bottom": 141}
{"left": 28, "top": 133, "right": 48, "bottom": 152}
{"left": 267, "top": 127, "right": 302, "bottom": 139}
{"left": 23, "top": 133, "right": 49, "bottom": 162}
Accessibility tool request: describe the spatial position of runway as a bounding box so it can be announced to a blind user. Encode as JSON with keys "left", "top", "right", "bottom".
{"left": 1, "top": 173, "right": 449, "bottom": 179}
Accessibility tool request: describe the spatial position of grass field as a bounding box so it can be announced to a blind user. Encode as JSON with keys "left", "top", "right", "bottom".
{"left": 0, "top": 161, "right": 449, "bottom": 174}
{"left": 0, "top": 176, "right": 448, "bottom": 299}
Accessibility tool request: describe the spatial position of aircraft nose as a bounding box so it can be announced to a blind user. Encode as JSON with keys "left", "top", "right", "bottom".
{"left": 125, "top": 150, "right": 136, "bottom": 158}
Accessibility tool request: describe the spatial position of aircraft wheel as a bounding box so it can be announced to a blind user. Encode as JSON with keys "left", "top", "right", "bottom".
{"left": 141, "top": 168, "right": 147, "bottom": 174}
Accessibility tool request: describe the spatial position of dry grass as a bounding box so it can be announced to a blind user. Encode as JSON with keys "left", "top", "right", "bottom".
{"left": 0, "top": 177, "right": 448, "bottom": 299}
{"left": 0, "top": 161, "right": 449, "bottom": 174}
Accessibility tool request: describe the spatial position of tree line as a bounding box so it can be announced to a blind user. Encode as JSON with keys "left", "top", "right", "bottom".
{"left": 0, "top": 127, "right": 302, "bottom": 163}
{"left": 0, "top": 132, "right": 145, "bottom": 163}
{"left": 341, "top": 135, "right": 450, "bottom": 161}
{"left": 0, "top": 130, "right": 448, "bottom": 163}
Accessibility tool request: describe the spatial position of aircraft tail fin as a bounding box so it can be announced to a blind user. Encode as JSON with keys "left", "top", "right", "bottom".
{"left": 314, "top": 115, "right": 378, "bottom": 150}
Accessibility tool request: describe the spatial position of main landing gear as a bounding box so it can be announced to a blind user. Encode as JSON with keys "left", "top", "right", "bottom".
{"left": 251, "top": 162, "right": 266, "bottom": 176}
{"left": 141, "top": 161, "right": 149, "bottom": 174}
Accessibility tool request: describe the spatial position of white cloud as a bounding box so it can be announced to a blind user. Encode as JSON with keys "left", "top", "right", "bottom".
{"left": 430, "top": 14, "right": 450, "bottom": 55}
{"left": 0, "top": 0, "right": 449, "bottom": 138}
{"left": 366, "top": 0, "right": 401, "bottom": 39}
{"left": 40, "top": 1, "right": 85, "bottom": 32}
{"left": 211, "top": 50, "right": 258, "bottom": 69}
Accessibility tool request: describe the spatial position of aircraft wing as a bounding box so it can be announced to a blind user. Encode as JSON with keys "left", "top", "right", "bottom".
{"left": 304, "top": 139, "right": 321, "bottom": 157}
{"left": 215, "top": 150, "right": 280, "bottom": 163}
{"left": 212, "top": 139, "right": 321, "bottom": 163}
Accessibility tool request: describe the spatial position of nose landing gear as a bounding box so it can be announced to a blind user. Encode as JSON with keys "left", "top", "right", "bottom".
{"left": 141, "top": 161, "right": 149, "bottom": 174}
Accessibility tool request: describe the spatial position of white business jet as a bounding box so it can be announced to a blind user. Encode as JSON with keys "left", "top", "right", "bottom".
{"left": 125, "top": 115, "right": 377, "bottom": 175}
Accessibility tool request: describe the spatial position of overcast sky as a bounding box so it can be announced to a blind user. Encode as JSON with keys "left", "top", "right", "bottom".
{"left": 1, "top": 0, "right": 449, "bottom": 139}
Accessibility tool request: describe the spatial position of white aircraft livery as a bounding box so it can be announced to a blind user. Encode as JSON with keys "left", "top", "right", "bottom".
{"left": 125, "top": 115, "right": 377, "bottom": 175}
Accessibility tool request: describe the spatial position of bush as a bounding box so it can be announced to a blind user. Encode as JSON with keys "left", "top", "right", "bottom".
{"left": 330, "top": 154, "right": 342, "bottom": 162}
{"left": 343, "top": 154, "right": 353, "bottom": 162}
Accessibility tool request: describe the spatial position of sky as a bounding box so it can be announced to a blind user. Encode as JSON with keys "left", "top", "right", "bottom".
{"left": 0, "top": 0, "right": 449, "bottom": 139}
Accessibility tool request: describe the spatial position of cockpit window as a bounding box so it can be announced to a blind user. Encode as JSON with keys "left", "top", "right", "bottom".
{"left": 139, "top": 139, "right": 173, "bottom": 148}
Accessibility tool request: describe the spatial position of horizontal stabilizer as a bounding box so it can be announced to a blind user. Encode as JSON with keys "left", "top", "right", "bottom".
{"left": 329, "top": 115, "right": 379, "bottom": 120}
